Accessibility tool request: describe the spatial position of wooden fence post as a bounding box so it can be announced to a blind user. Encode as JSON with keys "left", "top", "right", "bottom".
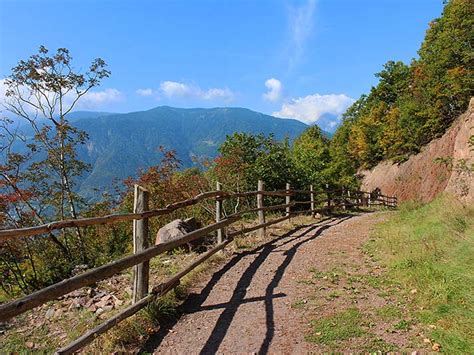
{"left": 216, "top": 182, "right": 223, "bottom": 244}
{"left": 286, "top": 183, "right": 291, "bottom": 217}
{"left": 257, "top": 180, "right": 265, "bottom": 237}
{"left": 342, "top": 187, "right": 347, "bottom": 210}
{"left": 310, "top": 184, "right": 315, "bottom": 217}
{"left": 326, "top": 183, "right": 331, "bottom": 209}
{"left": 132, "top": 185, "right": 150, "bottom": 304}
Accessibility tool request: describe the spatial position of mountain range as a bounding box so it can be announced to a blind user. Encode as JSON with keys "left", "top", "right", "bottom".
{"left": 63, "top": 106, "right": 319, "bottom": 198}
{"left": 4, "top": 106, "right": 336, "bottom": 199}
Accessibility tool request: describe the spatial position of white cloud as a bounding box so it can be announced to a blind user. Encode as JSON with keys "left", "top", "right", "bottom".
{"left": 0, "top": 78, "right": 123, "bottom": 113}
{"left": 273, "top": 93, "right": 354, "bottom": 124}
{"left": 78, "top": 88, "right": 123, "bottom": 108}
{"left": 135, "top": 88, "right": 154, "bottom": 96}
{"left": 160, "top": 81, "right": 193, "bottom": 98}
{"left": 263, "top": 78, "right": 283, "bottom": 102}
{"left": 201, "top": 87, "right": 234, "bottom": 100}
{"left": 287, "top": 0, "right": 316, "bottom": 69}
{"left": 159, "top": 81, "right": 234, "bottom": 101}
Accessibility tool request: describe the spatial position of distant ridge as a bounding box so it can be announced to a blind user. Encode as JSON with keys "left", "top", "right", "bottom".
{"left": 70, "top": 106, "right": 317, "bottom": 198}
{"left": 67, "top": 111, "right": 114, "bottom": 121}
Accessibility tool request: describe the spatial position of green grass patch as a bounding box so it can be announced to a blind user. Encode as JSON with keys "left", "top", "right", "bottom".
{"left": 365, "top": 195, "right": 474, "bottom": 353}
{"left": 359, "top": 337, "right": 399, "bottom": 353}
{"left": 306, "top": 308, "right": 365, "bottom": 346}
{"left": 393, "top": 319, "right": 411, "bottom": 331}
{"left": 291, "top": 299, "right": 308, "bottom": 309}
{"left": 376, "top": 304, "right": 403, "bottom": 320}
{"left": 327, "top": 290, "right": 342, "bottom": 299}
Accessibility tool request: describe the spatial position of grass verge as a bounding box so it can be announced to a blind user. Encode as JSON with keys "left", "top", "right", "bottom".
{"left": 306, "top": 308, "right": 365, "bottom": 344}
{"left": 365, "top": 195, "right": 474, "bottom": 353}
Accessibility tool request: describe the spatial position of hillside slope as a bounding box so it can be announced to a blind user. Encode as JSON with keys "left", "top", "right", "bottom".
{"left": 361, "top": 98, "right": 474, "bottom": 204}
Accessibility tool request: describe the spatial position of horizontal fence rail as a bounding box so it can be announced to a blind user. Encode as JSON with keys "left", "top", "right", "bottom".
{"left": 0, "top": 216, "right": 240, "bottom": 321}
{"left": 0, "top": 190, "right": 301, "bottom": 242}
{"left": 0, "top": 181, "right": 397, "bottom": 353}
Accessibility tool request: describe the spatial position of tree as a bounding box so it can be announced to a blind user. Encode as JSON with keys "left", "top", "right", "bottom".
{"left": 1, "top": 46, "right": 110, "bottom": 264}
{"left": 253, "top": 137, "right": 294, "bottom": 190}
{"left": 325, "top": 97, "right": 367, "bottom": 188}
{"left": 415, "top": 0, "right": 473, "bottom": 125}
{"left": 123, "top": 147, "right": 213, "bottom": 237}
{"left": 291, "top": 126, "right": 330, "bottom": 189}
{"left": 214, "top": 132, "right": 296, "bottom": 192}
{"left": 372, "top": 61, "right": 410, "bottom": 106}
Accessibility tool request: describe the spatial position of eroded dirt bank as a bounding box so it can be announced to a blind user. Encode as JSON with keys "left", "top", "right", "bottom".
{"left": 361, "top": 99, "right": 473, "bottom": 204}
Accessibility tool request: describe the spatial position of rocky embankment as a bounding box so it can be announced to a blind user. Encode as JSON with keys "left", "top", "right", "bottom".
{"left": 361, "top": 98, "right": 473, "bottom": 204}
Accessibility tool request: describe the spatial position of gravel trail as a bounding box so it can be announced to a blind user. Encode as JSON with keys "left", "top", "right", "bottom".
{"left": 142, "top": 213, "right": 392, "bottom": 354}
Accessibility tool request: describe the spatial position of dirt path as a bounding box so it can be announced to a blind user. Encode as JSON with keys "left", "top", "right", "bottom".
{"left": 142, "top": 212, "right": 422, "bottom": 354}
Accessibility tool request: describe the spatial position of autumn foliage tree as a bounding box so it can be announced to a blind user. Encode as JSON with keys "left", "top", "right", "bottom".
{"left": 122, "top": 147, "right": 213, "bottom": 238}
{"left": 0, "top": 46, "right": 110, "bottom": 295}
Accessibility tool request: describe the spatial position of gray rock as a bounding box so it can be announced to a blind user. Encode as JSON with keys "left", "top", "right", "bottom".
{"left": 155, "top": 217, "right": 203, "bottom": 250}
{"left": 45, "top": 307, "right": 55, "bottom": 319}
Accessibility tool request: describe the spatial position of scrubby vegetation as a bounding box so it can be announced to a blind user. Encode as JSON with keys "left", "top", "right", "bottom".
{"left": 365, "top": 196, "right": 474, "bottom": 353}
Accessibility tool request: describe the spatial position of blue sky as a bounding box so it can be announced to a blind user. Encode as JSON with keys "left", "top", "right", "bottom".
{"left": 0, "top": 0, "right": 444, "bottom": 127}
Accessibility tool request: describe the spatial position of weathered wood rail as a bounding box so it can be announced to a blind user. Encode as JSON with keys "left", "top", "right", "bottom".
{"left": 0, "top": 181, "right": 397, "bottom": 353}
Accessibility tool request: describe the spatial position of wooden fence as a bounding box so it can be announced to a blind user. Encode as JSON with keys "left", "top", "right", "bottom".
{"left": 0, "top": 182, "right": 396, "bottom": 354}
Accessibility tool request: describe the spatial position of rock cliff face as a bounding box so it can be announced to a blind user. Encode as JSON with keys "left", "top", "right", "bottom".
{"left": 361, "top": 99, "right": 473, "bottom": 204}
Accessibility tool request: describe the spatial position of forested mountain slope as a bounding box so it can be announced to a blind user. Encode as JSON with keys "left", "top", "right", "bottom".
{"left": 72, "top": 106, "right": 310, "bottom": 197}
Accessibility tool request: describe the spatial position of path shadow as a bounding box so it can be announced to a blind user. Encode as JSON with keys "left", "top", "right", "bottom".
{"left": 141, "top": 214, "right": 353, "bottom": 354}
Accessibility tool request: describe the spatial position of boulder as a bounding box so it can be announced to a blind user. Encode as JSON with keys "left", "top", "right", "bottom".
{"left": 155, "top": 217, "right": 204, "bottom": 250}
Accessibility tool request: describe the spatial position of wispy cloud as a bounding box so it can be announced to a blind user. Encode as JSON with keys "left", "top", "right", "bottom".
{"left": 287, "top": 0, "right": 316, "bottom": 69}
{"left": 135, "top": 88, "right": 153, "bottom": 97}
{"left": 199, "top": 87, "right": 234, "bottom": 100}
{"left": 0, "top": 78, "right": 123, "bottom": 112}
{"left": 78, "top": 88, "right": 123, "bottom": 109}
{"left": 273, "top": 93, "right": 354, "bottom": 125}
{"left": 137, "top": 81, "right": 235, "bottom": 102}
{"left": 263, "top": 78, "right": 283, "bottom": 102}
